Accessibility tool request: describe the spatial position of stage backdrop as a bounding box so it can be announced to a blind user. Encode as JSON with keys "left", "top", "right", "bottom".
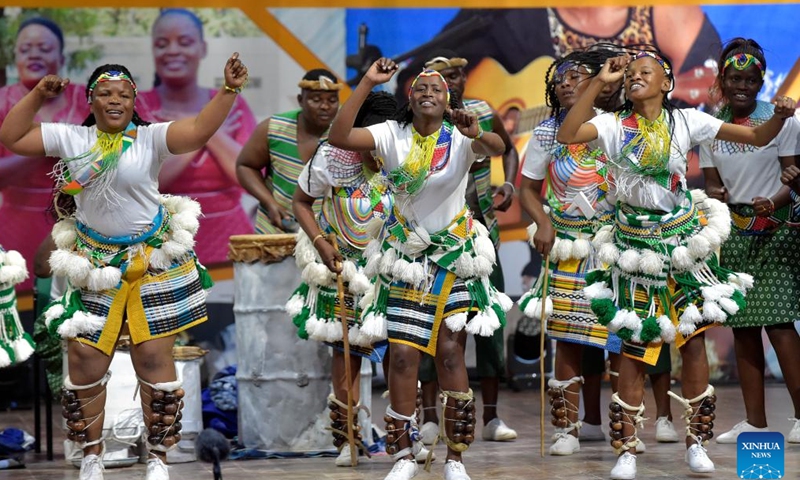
{"left": 2, "top": 2, "right": 798, "bottom": 382}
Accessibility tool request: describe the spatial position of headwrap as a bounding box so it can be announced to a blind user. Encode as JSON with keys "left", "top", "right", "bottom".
{"left": 423, "top": 56, "right": 468, "bottom": 72}
{"left": 723, "top": 53, "right": 765, "bottom": 78}
{"left": 632, "top": 51, "right": 672, "bottom": 77}
{"left": 298, "top": 75, "right": 343, "bottom": 91}
{"left": 87, "top": 70, "right": 138, "bottom": 103}
{"left": 409, "top": 69, "right": 451, "bottom": 104}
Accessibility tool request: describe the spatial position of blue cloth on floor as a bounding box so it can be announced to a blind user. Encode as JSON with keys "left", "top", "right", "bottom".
{"left": 202, "top": 365, "right": 238, "bottom": 438}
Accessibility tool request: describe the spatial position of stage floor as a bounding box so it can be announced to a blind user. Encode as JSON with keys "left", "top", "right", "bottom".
{"left": 3, "top": 384, "right": 798, "bottom": 479}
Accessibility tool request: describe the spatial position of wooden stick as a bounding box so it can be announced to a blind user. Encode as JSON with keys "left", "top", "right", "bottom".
{"left": 539, "top": 254, "right": 550, "bottom": 458}
{"left": 330, "top": 233, "right": 358, "bottom": 467}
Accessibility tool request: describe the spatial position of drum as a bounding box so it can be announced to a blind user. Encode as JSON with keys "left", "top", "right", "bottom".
{"left": 230, "top": 234, "right": 333, "bottom": 452}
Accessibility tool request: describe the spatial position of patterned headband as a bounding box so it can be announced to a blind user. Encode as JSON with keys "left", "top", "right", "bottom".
{"left": 424, "top": 56, "right": 468, "bottom": 72}
{"left": 723, "top": 53, "right": 765, "bottom": 78}
{"left": 632, "top": 51, "right": 672, "bottom": 76}
{"left": 552, "top": 61, "right": 594, "bottom": 83}
{"left": 409, "top": 69, "right": 451, "bottom": 104}
{"left": 87, "top": 71, "right": 138, "bottom": 103}
{"left": 298, "top": 75, "right": 343, "bottom": 91}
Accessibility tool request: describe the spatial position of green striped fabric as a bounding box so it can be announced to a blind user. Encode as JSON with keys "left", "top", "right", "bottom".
{"left": 464, "top": 99, "right": 500, "bottom": 248}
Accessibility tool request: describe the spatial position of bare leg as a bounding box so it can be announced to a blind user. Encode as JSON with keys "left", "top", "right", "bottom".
{"left": 679, "top": 333, "right": 710, "bottom": 449}
{"left": 765, "top": 323, "right": 800, "bottom": 418}
{"left": 480, "top": 377, "right": 499, "bottom": 425}
{"left": 608, "top": 352, "right": 620, "bottom": 393}
{"left": 433, "top": 320, "right": 469, "bottom": 463}
{"left": 731, "top": 327, "right": 767, "bottom": 427}
{"left": 67, "top": 341, "right": 116, "bottom": 457}
{"left": 553, "top": 341, "right": 584, "bottom": 437}
{"left": 332, "top": 349, "right": 362, "bottom": 405}
{"left": 616, "top": 355, "right": 646, "bottom": 455}
{"left": 386, "top": 343, "right": 422, "bottom": 460}
{"left": 649, "top": 371, "right": 673, "bottom": 420}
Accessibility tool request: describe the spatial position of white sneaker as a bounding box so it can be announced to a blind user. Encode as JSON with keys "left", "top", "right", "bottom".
{"left": 421, "top": 421, "right": 439, "bottom": 446}
{"left": 335, "top": 444, "right": 357, "bottom": 467}
{"left": 580, "top": 423, "right": 605, "bottom": 442}
{"left": 685, "top": 444, "right": 715, "bottom": 473}
{"left": 481, "top": 418, "right": 518, "bottom": 441}
{"left": 146, "top": 456, "right": 170, "bottom": 480}
{"left": 716, "top": 420, "right": 768, "bottom": 444}
{"left": 610, "top": 452, "right": 637, "bottom": 480}
{"left": 636, "top": 439, "right": 646, "bottom": 453}
{"left": 79, "top": 454, "right": 104, "bottom": 480}
{"left": 788, "top": 418, "right": 800, "bottom": 443}
{"left": 443, "top": 460, "right": 471, "bottom": 480}
{"left": 384, "top": 459, "right": 418, "bottom": 480}
{"left": 655, "top": 417, "right": 680, "bottom": 443}
{"left": 416, "top": 445, "right": 435, "bottom": 464}
{"left": 549, "top": 432, "right": 580, "bottom": 456}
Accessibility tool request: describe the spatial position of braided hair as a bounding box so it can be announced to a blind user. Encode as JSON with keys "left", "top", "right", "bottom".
{"left": 544, "top": 44, "right": 624, "bottom": 120}
{"left": 711, "top": 38, "right": 766, "bottom": 108}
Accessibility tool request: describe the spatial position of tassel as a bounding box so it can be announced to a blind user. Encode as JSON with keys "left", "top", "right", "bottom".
{"left": 597, "top": 243, "right": 620, "bottom": 265}
{"left": 379, "top": 248, "right": 398, "bottom": 275}
{"left": 680, "top": 303, "right": 703, "bottom": 324}
{"left": 621, "top": 310, "right": 642, "bottom": 331}
{"left": 526, "top": 223, "right": 539, "bottom": 246}
{"left": 50, "top": 250, "right": 92, "bottom": 286}
{"left": 86, "top": 266, "right": 122, "bottom": 292}
{"left": 363, "top": 253, "right": 382, "bottom": 279}
{"left": 285, "top": 293, "right": 306, "bottom": 317}
{"left": 56, "top": 311, "right": 106, "bottom": 338}
{"left": 159, "top": 240, "right": 188, "bottom": 260}
{"left": 678, "top": 321, "right": 697, "bottom": 336}
{"left": 474, "top": 235, "right": 497, "bottom": 263}
{"left": 657, "top": 315, "right": 676, "bottom": 343}
{"left": 149, "top": 248, "right": 172, "bottom": 271}
{"left": 170, "top": 213, "right": 200, "bottom": 235}
{"left": 12, "top": 335, "right": 35, "bottom": 363}
{"left": 44, "top": 303, "right": 66, "bottom": 327}
{"left": 718, "top": 297, "right": 740, "bottom": 315}
{"left": 699, "top": 227, "right": 721, "bottom": 249}
{"left": 52, "top": 219, "right": 78, "bottom": 249}
{"left": 364, "top": 239, "right": 381, "bottom": 259}
{"left": 583, "top": 282, "right": 613, "bottom": 300}
{"left": 359, "top": 285, "right": 376, "bottom": 311}
{"left": 495, "top": 291, "right": 514, "bottom": 312}
{"left": 170, "top": 229, "right": 195, "bottom": 250}
{"left": 687, "top": 235, "right": 711, "bottom": 260}
{"left": 728, "top": 273, "right": 754, "bottom": 292}
{"left": 0, "top": 265, "right": 28, "bottom": 286}
{"left": 701, "top": 301, "right": 727, "bottom": 322}
{"left": 555, "top": 238, "right": 574, "bottom": 262}
{"left": 607, "top": 310, "right": 629, "bottom": 332}
{"left": 671, "top": 246, "right": 694, "bottom": 271}
{"left": 572, "top": 238, "right": 591, "bottom": 260}
{"left": 591, "top": 225, "right": 614, "bottom": 247}
{"left": 341, "top": 261, "right": 358, "bottom": 283}
{"left": 405, "top": 230, "right": 431, "bottom": 255}
{"left": 359, "top": 312, "right": 388, "bottom": 342}
{"left": 473, "top": 256, "right": 494, "bottom": 278}
{"left": 691, "top": 189, "right": 709, "bottom": 203}
{"left": 347, "top": 271, "right": 372, "bottom": 296}
{"left": 445, "top": 312, "right": 468, "bottom": 333}
{"left": 453, "top": 254, "right": 475, "bottom": 279}
{"left": 549, "top": 238, "right": 561, "bottom": 264}
{"left": 618, "top": 249, "right": 641, "bottom": 273}
{"left": 523, "top": 297, "right": 553, "bottom": 319}
{"left": 0, "top": 347, "right": 11, "bottom": 368}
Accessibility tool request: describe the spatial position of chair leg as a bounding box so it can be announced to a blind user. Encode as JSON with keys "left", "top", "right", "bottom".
{"left": 33, "top": 354, "right": 41, "bottom": 454}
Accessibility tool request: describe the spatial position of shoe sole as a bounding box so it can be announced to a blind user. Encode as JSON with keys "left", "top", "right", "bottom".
{"left": 549, "top": 446, "right": 580, "bottom": 456}
{"left": 483, "top": 435, "right": 518, "bottom": 442}
{"left": 688, "top": 466, "right": 715, "bottom": 474}
{"left": 656, "top": 437, "right": 680, "bottom": 443}
{"left": 610, "top": 474, "right": 636, "bottom": 480}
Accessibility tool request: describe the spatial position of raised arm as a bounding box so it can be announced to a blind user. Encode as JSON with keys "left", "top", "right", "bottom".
{"left": 0, "top": 75, "right": 69, "bottom": 156}
{"left": 715, "top": 97, "right": 797, "bottom": 147}
{"left": 328, "top": 58, "right": 397, "bottom": 152}
{"left": 165, "top": 53, "right": 248, "bottom": 155}
{"left": 449, "top": 108, "right": 505, "bottom": 157}
{"left": 557, "top": 57, "right": 629, "bottom": 145}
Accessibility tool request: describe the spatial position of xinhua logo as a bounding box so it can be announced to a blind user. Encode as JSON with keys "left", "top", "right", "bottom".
{"left": 737, "top": 431, "right": 784, "bottom": 479}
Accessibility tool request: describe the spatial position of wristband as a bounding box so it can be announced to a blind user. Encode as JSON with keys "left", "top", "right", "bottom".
{"left": 312, "top": 233, "right": 326, "bottom": 246}
{"left": 503, "top": 181, "right": 516, "bottom": 194}
{"left": 767, "top": 198, "right": 775, "bottom": 214}
{"left": 223, "top": 84, "right": 242, "bottom": 94}
{"left": 472, "top": 129, "right": 484, "bottom": 140}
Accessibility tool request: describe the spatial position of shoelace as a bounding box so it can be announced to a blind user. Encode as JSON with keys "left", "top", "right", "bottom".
{"left": 390, "top": 459, "right": 414, "bottom": 472}
{"left": 553, "top": 432, "right": 573, "bottom": 442}
{"left": 445, "top": 461, "right": 466, "bottom": 472}
{"left": 619, "top": 454, "right": 636, "bottom": 465}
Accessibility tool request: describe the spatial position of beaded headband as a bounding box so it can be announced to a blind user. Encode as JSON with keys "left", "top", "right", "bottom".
{"left": 409, "top": 69, "right": 451, "bottom": 104}
{"left": 723, "top": 53, "right": 765, "bottom": 78}
{"left": 298, "top": 75, "right": 343, "bottom": 91}
{"left": 87, "top": 71, "right": 137, "bottom": 103}
{"left": 632, "top": 51, "right": 672, "bottom": 76}
{"left": 424, "top": 56, "right": 468, "bottom": 72}
{"left": 552, "top": 61, "right": 594, "bottom": 84}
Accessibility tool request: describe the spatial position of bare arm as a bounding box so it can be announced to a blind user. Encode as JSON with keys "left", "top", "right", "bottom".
{"left": 492, "top": 113, "right": 519, "bottom": 211}
{"left": 701, "top": 167, "right": 728, "bottom": 203}
{"left": 235, "top": 119, "right": 289, "bottom": 226}
{"left": 165, "top": 53, "right": 248, "bottom": 155}
{"left": 0, "top": 75, "right": 68, "bottom": 156}
{"left": 752, "top": 155, "right": 796, "bottom": 215}
{"left": 329, "top": 58, "right": 398, "bottom": 152}
{"left": 519, "top": 176, "right": 555, "bottom": 256}
{"left": 292, "top": 187, "right": 341, "bottom": 273}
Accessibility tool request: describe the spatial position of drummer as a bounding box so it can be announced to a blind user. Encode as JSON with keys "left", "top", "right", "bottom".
{"left": 286, "top": 91, "right": 398, "bottom": 467}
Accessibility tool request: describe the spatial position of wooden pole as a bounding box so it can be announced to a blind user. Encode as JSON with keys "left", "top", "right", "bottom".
{"left": 539, "top": 254, "right": 550, "bottom": 458}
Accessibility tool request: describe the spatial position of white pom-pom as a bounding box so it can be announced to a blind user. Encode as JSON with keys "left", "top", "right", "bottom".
{"left": 3, "top": 250, "right": 26, "bottom": 269}
{"left": 572, "top": 238, "right": 591, "bottom": 259}
{"left": 631, "top": 324, "right": 643, "bottom": 344}
{"left": 170, "top": 213, "right": 200, "bottom": 235}
{"left": 52, "top": 220, "right": 78, "bottom": 249}
{"left": 548, "top": 238, "right": 561, "bottom": 264}
{"left": 56, "top": 311, "right": 106, "bottom": 338}
{"left": 671, "top": 246, "right": 694, "bottom": 271}
{"left": 639, "top": 251, "right": 663, "bottom": 276}
{"left": 714, "top": 283, "right": 735, "bottom": 298}
{"left": 363, "top": 253, "right": 382, "bottom": 278}
{"left": 0, "top": 265, "right": 28, "bottom": 286}
{"left": 359, "top": 286, "right": 375, "bottom": 311}
{"left": 556, "top": 238, "right": 574, "bottom": 262}
{"left": 495, "top": 291, "right": 514, "bottom": 312}
{"left": 379, "top": 248, "right": 397, "bottom": 275}
{"left": 341, "top": 260, "right": 358, "bottom": 282}
{"left": 699, "top": 227, "right": 721, "bottom": 249}
{"left": 453, "top": 254, "right": 475, "bottom": 278}
{"left": 473, "top": 256, "right": 494, "bottom": 278}
{"left": 50, "top": 250, "right": 91, "bottom": 286}
{"left": 474, "top": 235, "right": 497, "bottom": 263}
{"left": 285, "top": 293, "right": 305, "bottom": 317}
{"left": 86, "top": 266, "right": 122, "bottom": 292}
{"left": 687, "top": 235, "right": 712, "bottom": 260}
{"left": 718, "top": 297, "right": 740, "bottom": 315}
{"left": 702, "top": 301, "right": 727, "bottom": 322}
{"left": 405, "top": 231, "right": 430, "bottom": 255}
{"left": 0, "top": 348, "right": 10, "bottom": 368}
{"left": 583, "top": 282, "right": 613, "bottom": 300}
{"left": 306, "top": 316, "right": 324, "bottom": 340}
{"left": 701, "top": 286, "right": 722, "bottom": 302}
{"left": 622, "top": 310, "right": 642, "bottom": 330}
{"left": 170, "top": 229, "right": 195, "bottom": 250}
{"left": 523, "top": 297, "right": 553, "bottom": 319}
{"left": 165, "top": 195, "right": 201, "bottom": 218}
{"left": 392, "top": 258, "right": 412, "bottom": 282}
{"left": 445, "top": 312, "right": 468, "bottom": 333}
{"left": 678, "top": 321, "right": 697, "bottom": 336}
{"left": 326, "top": 319, "right": 343, "bottom": 342}
{"left": 364, "top": 239, "right": 381, "bottom": 259}
{"left": 680, "top": 303, "right": 703, "bottom": 324}
{"left": 618, "top": 249, "right": 641, "bottom": 273}
{"left": 44, "top": 304, "right": 66, "bottom": 327}
{"left": 526, "top": 223, "right": 539, "bottom": 246}
{"left": 149, "top": 248, "right": 172, "bottom": 271}
{"left": 348, "top": 271, "right": 372, "bottom": 296}
{"left": 465, "top": 310, "right": 499, "bottom": 337}
{"left": 691, "top": 189, "right": 709, "bottom": 203}
{"left": 591, "top": 225, "right": 614, "bottom": 248}
{"left": 597, "top": 243, "right": 620, "bottom": 266}
{"left": 360, "top": 312, "right": 388, "bottom": 341}
{"left": 408, "top": 262, "right": 426, "bottom": 287}
{"left": 12, "top": 338, "right": 34, "bottom": 363}
{"left": 160, "top": 240, "right": 188, "bottom": 260}
{"left": 728, "top": 273, "right": 754, "bottom": 292}
{"left": 657, "top": 316, "right": 676, "bottom": 343}
{"left": 607, "top": 310, "right": 628, "bottom": 332}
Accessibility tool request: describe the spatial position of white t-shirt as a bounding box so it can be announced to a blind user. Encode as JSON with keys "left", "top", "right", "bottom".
{"left": 42, "top": 122, "right": 172, "bottom": 237}
{"left": 366, "top": 120, "right": 479, "bottom": 233}
{"left": 589, "top": 108, "right": 723, "bottom": 212}
{"left": 699, "top": 102, "right": 800, "bottom": 205}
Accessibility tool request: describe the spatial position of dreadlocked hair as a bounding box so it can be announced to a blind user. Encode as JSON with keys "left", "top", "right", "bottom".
{"left": 305, "top": 92, "right": 398, "bottom": 192}
{"left": 544, "top": 44, "right": 625, "bottom": 120}
{"left": 393, "top": 89, "right": 460, "bottom": 128}
{"left": 710, "top": 37, "right": 766, "bottom": 108}
{"left": 82, "top": 64, "right": 151, "bottom": 128}
{"left": 49, "top": 64, "right": 151, "bottom": 221}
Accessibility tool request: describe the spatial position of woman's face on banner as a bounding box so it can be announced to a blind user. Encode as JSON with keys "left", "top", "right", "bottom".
{"left": 15, "top": 24, "right": 64, "bottom": 90}
{"left": 151, "top": 13, "right": 207, "bottom": 86}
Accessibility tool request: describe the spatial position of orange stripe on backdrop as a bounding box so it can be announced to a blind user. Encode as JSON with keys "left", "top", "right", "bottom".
{"left": 7, "top": 0, "right": 799, "bottom": 8}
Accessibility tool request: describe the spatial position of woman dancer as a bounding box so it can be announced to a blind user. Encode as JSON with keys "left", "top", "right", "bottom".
{"left": 328, "top": 58, "right": 510, "bottom": 480}
{"left": 0, "top": 54, "right": 248, "bottom": 480}
{"left": 700, "top": 38, "right": 800, "bottom": 444}
{"left": 287, "top": 91, "right": 397, "bottom": 467}
{"left": 556, "top": 47, "right": 795, "bottom": 479}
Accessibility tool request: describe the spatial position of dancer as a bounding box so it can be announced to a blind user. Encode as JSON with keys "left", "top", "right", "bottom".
{"left": 518, "top": 47, "right": 623, "bottom": 456}
{"left": 0, "top": 245, "right": 31, "bottom": 368}
{"left": 418, "top": 50, "right": 519, "bottom": 444}
{"left": 138, "top": 9, "right": 257, "bottom": 264}
{"left": 700, "top": 38, "right": 800, "bottom": 444}
{"left": 236, "top": 69, "right": 341, "bottom": 234}
{"left": 556, "top": 47, "right": 795, "bottom": 479}
{"left": 286, "top": 91, "right": 397, "bottom": 466}
{"left": 0, "top": 17, "right": 89, "bottom": 290}
{"left": 0, "top": 54, "right": 248, "bottom": 480}
{"left": 329, "top": 58, "right": 510, "bottom": 480}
